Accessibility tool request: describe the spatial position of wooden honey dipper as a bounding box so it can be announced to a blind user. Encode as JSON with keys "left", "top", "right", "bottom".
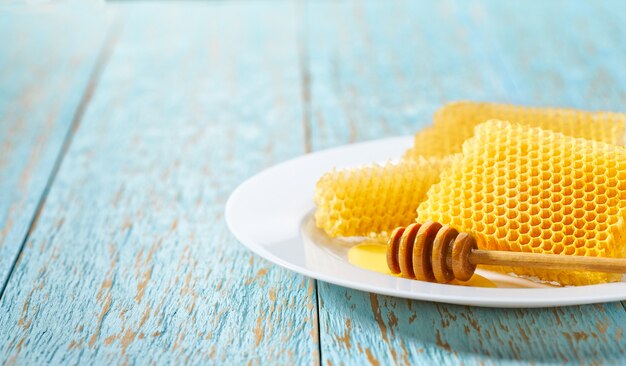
{"left": 387, "top": 221, "right": 626, "bottom": 283}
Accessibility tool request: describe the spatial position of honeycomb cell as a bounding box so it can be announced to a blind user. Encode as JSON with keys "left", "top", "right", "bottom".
{"left": 563, "top": 205, "right": 574, "bottom": 216}
{"left": 539, "top": 218, "right": 552, "bottom": 230}
{"left": 315, "top": 157, "right": 450, "bottom": 238}
{"left": 530, "top": 238, "right": 542, "bottom": 248}
{"left": 573, "top": 179, "right": 585, "bottom": 189}
{"left": 520, "top": 192, "right": 530, "bottom": 202}
{"left": 415, "top": 120, "right": 626, "bottom": 285}
{"left": 574, "top": 160, "right": 584, "bottom": 170}
{"left": 519, "top": 212, "right": 531, "bottom": 225}
{"left": 552, "top": 222, "right": 564, "bottom": 232}
{"left": 553, "top": 243, "right": 565, "bottom": 255}
{"left": 403, "top": 101, "right": 626, "bottom": 159}
{"left": 563, "top": 215, "right": 574, "bottom": 226}
{"left": 530, "top": 226, "right": 542, "bottom": 238}
{"left": 574, "top": 229, "right": 586, "bottom": 238}
{"left": 530, "top": 215, "right": 541, "bottom": 226}
{"left": 584, "top": 211, "right": 598, "bottom": 222}
{"left": 563, "top": 236, "right": 576, "bottom": 246}
{"left": 475, "top": 221, "right": 486, "bottom": 232}
{"left": 587, "top": 202, "right": 603, "bottom": 213}
{"left": 563, "top": 167, "right": 573, "bottom": 176}
{"left": 496, "top": 216, "right": 508, "bottom": 227}
{"left": 542, "top": 241, "right": 554, "bottom": 252}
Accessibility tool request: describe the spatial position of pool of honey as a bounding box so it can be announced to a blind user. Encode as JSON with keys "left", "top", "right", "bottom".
{"left": 303, "top": 213, "right": 557, "bottom": 289}
{"left": 347, "top": 242, "right": 497, "bottom": 288}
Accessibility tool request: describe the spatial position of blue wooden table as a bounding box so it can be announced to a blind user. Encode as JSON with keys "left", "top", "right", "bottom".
{"left": 1, "top": 1, "right": 625, "bottom": 364}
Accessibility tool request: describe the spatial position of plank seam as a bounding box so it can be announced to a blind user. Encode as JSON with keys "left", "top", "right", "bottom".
{"left": 297, "top": 2, "right": 320, "bottom": 364}
{"left": 453, "top": 2, "right": 521, "bottom": 103}
{"left": 314, "top": 280, "right": 322, "bottom": 365}
{"left": 298, "top": 0, "right": 312, "bottom": 155}
{"left": 0, "top": 15, "right": 122, "bottom": 301}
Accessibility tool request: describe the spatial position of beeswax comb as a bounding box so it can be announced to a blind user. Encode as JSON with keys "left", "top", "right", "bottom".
{"left": 315, "top": 157, "right": 449, "bottom": 238}
{"left": 416, "top": 120, "right": 626, "bottom": 286}
{"left": 387, "top": 221, "right": 626, "bottom": 284}
{"left": 404, "top": 101, "right": 626, "bottom": 159}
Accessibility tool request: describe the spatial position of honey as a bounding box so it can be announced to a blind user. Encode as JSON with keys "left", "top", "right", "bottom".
{"left": 347, "top": 242, "right": 496, "bottom": 288}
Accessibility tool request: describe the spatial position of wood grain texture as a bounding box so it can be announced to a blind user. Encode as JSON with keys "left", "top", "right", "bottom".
{"left": 304, "top": 0, "right": 512, "bottom": 152}
{"left": 469, "top": 250, "right": 626, "bottom": 274}
{"left": 0, "top": 3, "right": 318, "bottom": 365}
{"left": 305, "top": 0, "right": 626, "bottom": 365}
{"left": 0, "top": 5, "right": 112, "bottom": 292}
{"left": 319, "top": 284, "right": 626, "bottom": 365}
{"left": 457, "top": 0, "right": 626, "bottom": 110}
{"left": 2, "top": 0, "right": 626, "bottom": 364}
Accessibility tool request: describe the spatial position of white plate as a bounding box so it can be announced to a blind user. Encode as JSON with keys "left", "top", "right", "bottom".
{"left": 225, "top": 136, "right": 626, "bottom": 308}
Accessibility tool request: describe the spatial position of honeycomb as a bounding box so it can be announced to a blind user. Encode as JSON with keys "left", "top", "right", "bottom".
{"left": 416, "top": 120, "right": 626, "bottom": 285}
{"left": 403, "top": 101, "right": 626, "bottom": 159}
{"left": 315, "top": 157, "right": 450, "bottom": 238}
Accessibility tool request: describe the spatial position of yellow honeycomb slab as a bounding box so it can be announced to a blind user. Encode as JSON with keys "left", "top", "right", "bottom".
{"left": 315, "top": 157, "right": 450, "bottom": 238}
{"left": 404, "top": 101, "right": 626, "bottom": 159}
{"left": 416, "top": 120, "right": 626, "bottom": 286}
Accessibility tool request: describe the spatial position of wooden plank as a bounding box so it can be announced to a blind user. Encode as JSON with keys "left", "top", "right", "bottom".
{"left": 0, "top": 2, "right": 318, "bottom": 365}
{"left": 304, "top": 0, "right": 512, "bottom": 152}
{"left": 459, "top": 0, "right": 626, "bottom": 110}
{"left": 0, "top": 6, "right": 112, "bottom": 292}
{"left": 305, "top": 0, "right": 626, "bottom": 364}
{"left": 318, "top": 284, "right": 626, "bottom": 365}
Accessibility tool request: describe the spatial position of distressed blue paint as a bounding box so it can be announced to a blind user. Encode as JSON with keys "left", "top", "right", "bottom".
{"left": 456, "top": 0, "right": 626, "bottom": 110}
{"left": 306, "top": 0, "right": 626, "bottom": 365}
{"left": 304, "top": 0, "right": 512, "bottom": 152}
{"left": 319, "top": 283, "right": 626, "bottom": 365}
{"left": 0, "top": 2, "right": 317, "bottom": 365}
{"left": 0, "top": 6, "right": 111, "bottom": 291}
{"left": 1, "top": 0, "right": 626, "bottom": 364}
